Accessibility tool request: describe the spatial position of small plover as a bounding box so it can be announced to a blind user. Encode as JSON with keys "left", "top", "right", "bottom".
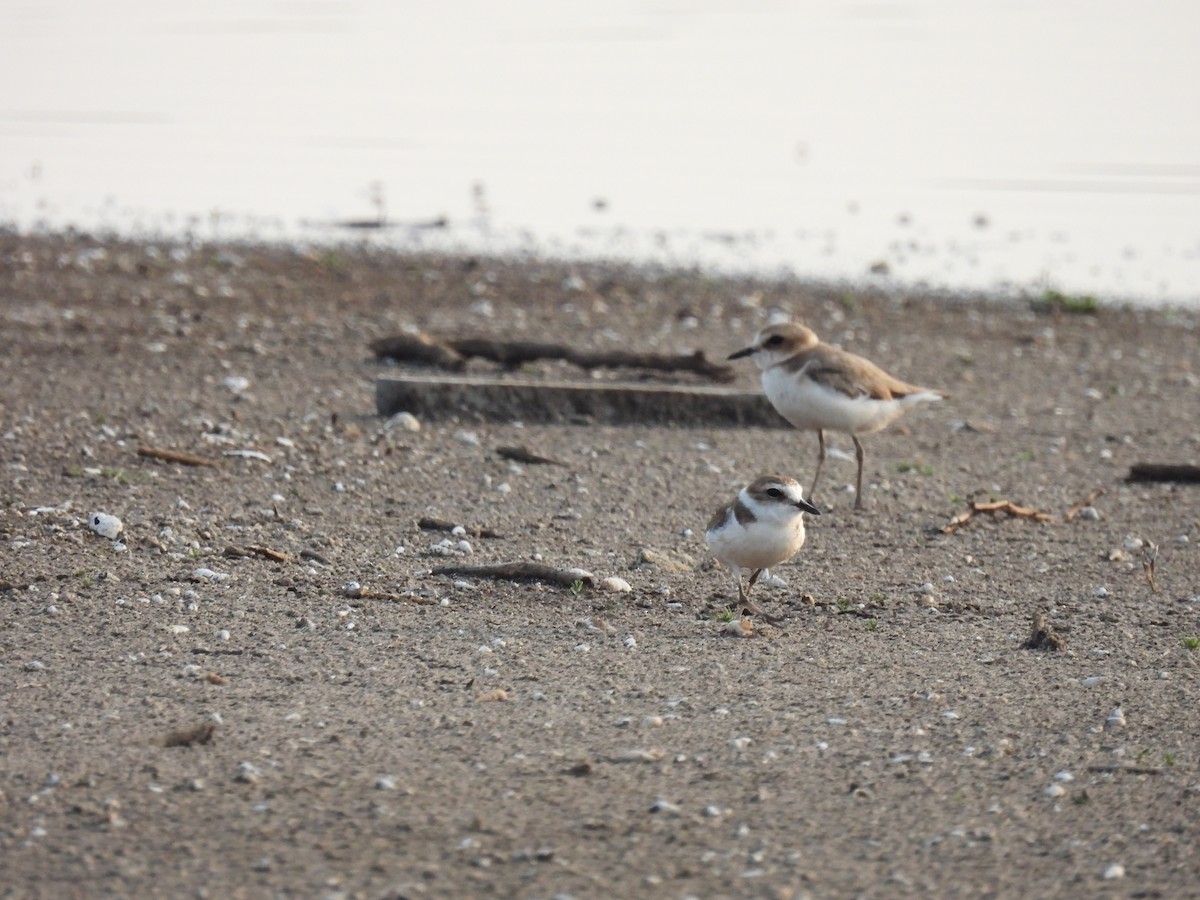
{"left": 705, "top": 475, "right": 820, "bottom": 624}
{"left": 729, "top": 321, "right": 945, "bottom": 509}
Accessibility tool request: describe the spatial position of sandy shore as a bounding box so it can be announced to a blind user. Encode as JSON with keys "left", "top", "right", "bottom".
{"left": 1, "top": 230, "right": 1198, "bottom": 898}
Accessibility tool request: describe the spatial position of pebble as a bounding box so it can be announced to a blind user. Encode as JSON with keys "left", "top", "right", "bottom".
{"left": 375, "top": 775, "right": 399, "bottom": 791}
{"left": 89, "top": 512, "right": 123, "bottom": 539}
{"left": 1105, "top": 707, "right": 1126, "bottom": 730}
{"left": 623, "top": 635, "right": 637, "bottom": 648}
{"left": 1045, "top": 783, "right": 1066, "bottom": 798}
{"left": 1081, "top": 675, "right": 1106, "bottom": 687}
{"left": 222, "top": 375, "right": 250, "bottom": 394}
{"left": 648, "top": 799, "right": 681, "bottom": 815}
{"left": 1077, "top": 506, "right": 1101, "bottom": 521}
{"left": 599, "top": 576, "right": 631, "bottom": 593}
{"left": 454, "top": 430, "right": 481, "bottom": 447}
{"left": 1102, "top": 864, "right": 1125, "bottom": 880}
{"left": 722, "top": 619, "right": 753, "bottom": 638}
{"left": 24, "top": 660, "right": 45, "bottom": 671}
{"left": 193, "top": 567, "right": 230, "bottom": 582}
{"left": 235, "top": 762, "right": 264, "bottom": 784}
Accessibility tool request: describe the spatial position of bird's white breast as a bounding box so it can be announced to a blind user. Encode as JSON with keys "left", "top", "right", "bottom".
{"left": 762, "top": 365, "right": 907, "bottom": 434}
{"left": 706, "top": 508, "right": 806, "bottom": 571}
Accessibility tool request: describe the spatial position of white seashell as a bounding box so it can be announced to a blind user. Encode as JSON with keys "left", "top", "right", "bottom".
{"left": 1123, "top": 536, "right": 1144, "bottom": 551}
{"left": 1093, "top": 586, "right": 1110, "bottom": 598}
{"left": 222, "top": 375, "right": 250, "bottom": 394}
{"left": 1077, "top": 506, "right": 1101, "bottom": 521}
{"left": 89, "top": 512, "right": 123, "bottom": 539}
{"left": 385, "top": 412, "right": 420, "bottom": 433}
{"left": 450, "top": 525, "right": 466, "bottom": 537}
{"left": 729, "top": 736, "right": 753, "bottom": 750}
{"left": 623, "top": 635, "right": 637, "bottom": 648}
{"left": 454, "top": 540, "right": 473, "bottom": 555}
{"left": 193, "top": 568, "right": 230, "bottom": 582}
{"left": 375, "top": 775, "right": 398, "bottom": 791}
{"left": 1102, "top": 864, "right": 1125, "bottom": 880}
{"left": 1045, "top": 783, "right": 1066, "bottom": 798}
{"left": 454, "top": 430, "right": 481, "bottom": 447}
{"left": 1054, "top": 771, "right": 1074, "bottom": 782}
{"left": 224, "top": 449, "right": 272, "bottom": 462}
{"left": 168, "top": 624, "right": 190, "bottom": 635}
{"left": 599, "top": 576, "right": 631, "bottom": 593}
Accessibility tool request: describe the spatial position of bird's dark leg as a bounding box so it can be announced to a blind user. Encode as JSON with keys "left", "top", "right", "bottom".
{"left": 738, "top": 568, "right": 783, "bottom": 625}
{"left": 852, "top": 434, "right": 866, "bottom": 510}
{"left": 809, "top": 429, "right": 827, "bottom": 502}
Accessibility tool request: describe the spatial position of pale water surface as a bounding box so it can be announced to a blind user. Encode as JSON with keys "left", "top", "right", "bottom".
{"left": 2, "top": 1, "right": 1199, "bottom": 305}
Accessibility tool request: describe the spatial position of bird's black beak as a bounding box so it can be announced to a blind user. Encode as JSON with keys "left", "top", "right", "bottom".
{"left": 797, "top": 498, "right": 820, "bottom": 515}
{"left": 727, "top": 346, "right": 754, "bottom": 361}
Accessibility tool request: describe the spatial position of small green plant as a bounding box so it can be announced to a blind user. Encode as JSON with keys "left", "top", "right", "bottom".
{"left": 1017, "top": 450, "right": 1033, "bottom": 463}
{"left": 948, "top": 493, "right": 965, "bottom": 505}
{"left": 1071, "top": 791, "right": 1091, "bottom": 806}
{"left": 569, "top": 579, "right": 585, "bottom": 596}
{"left": 839, "top": 292, "right": 859, "bottom": 312}
{"left": 836, "top": 598, "right": 851, "bottom": 612}
{"left": 1182, "top": 636, "right": 1200, "bottom": 650}
{"left": 716, "top": 607, "right": 736, "bottom": 623}
{"left": 865, "top": 618, "right": 879, "bottom": 632}
{"left": 1136, "top": 748, "right": 1153, "bottom": 763}
{"left": 1164, "top": 752, "right": 1177, "bottom": 767}
{"left": 1033, "top": 288, "right": 1098, "bottom": 315}
{"left": 869, "top": 592, "right": 885, "bottom": 603}
{"left": 893, "top": 461, "right": 934, "bottom": 476}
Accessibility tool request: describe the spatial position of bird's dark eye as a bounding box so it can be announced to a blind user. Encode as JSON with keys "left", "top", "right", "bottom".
{"left": 766, "top": 487, "right": 783, "bottom": 498}
{"left": 765, "top": 335, "right": 784, "bottom": 347}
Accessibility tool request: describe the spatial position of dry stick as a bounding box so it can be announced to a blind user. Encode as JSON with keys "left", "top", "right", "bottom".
{"left": 430, "top": 561, "right": 596, "bottom": 589}
{"left": 1143, "top": 542, "right": 1159, "bottom": 593}
{"left": 1126, "top": 463, "right": 1200, "bottom": 483}
{"left": 941, "top": 499, "right": 1055, "bottom": 534}
{"left": 222, "top": 545, "right": 295, "bottom": 564}
{"left": 137, "top": 445, "right": 219, "bottom": 468}
{"left": 372, "top": 331, "right": 736, "bottom": 382}
{"left": 418, "top": 516, "right": 504, "bottom": 539}
{"left": 496, "top": 445, "right": 568, "bottom": 466}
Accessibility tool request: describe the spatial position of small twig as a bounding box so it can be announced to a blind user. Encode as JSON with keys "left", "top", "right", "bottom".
{"left": 1143, "top": 542, "right": 1159, "bottom": 593}
{"left": 137, "top": 445, "right": 219, "bottom": 468}
{"left": 941, "top": 499, "right": 1054, "bottom": 534}
{"left": 1085, "top": 765, "right": 1166, "bottom": 776}
{"left": 418, "top": 516, "right": 503, "bottom": 539}
{"left": 430, "top": 561, "right": 596, "bottom": 589}
{"left": 223, "top": 544, "right": 295, "bottom": 564}
{"left": 496, "top": 445, "right": 568, "bottom": 466}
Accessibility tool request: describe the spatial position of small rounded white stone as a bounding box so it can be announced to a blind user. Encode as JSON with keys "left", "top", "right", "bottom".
{"left": 89, "top": 513, "right": 123, "bottom": 540}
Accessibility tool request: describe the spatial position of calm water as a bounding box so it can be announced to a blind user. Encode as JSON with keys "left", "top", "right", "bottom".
{"left": 3, "top": 1, "right": 1199, "bottom": 305}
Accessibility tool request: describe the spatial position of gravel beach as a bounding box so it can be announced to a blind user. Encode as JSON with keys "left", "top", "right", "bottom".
{"left": 1, "top": 230, "right": 1198, "bottom": 898}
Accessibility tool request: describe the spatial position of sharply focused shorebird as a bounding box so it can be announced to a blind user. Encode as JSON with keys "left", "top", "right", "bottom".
{"left": 705, "top": 475, "right": 820, "bottom": 624}
{"left": 729, "top": 321, "right": 945, "bottom": 509}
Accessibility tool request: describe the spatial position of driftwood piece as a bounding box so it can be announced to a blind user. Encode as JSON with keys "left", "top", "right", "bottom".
{"left": 138, "top": 445, "right": 219, "bottom": 468}
{"left": 1126, "top": 463, "right": 1200, "bottom": 483}
{"left": 1022, "top": 612, "right": 1067, "bottom": 651}
{"left": 223, "top": 545, "right": 295, "bottom": 564}
{"left": 430, "top": 561, "right": 596, "bottom": 589}
{"left": 418, "top": 516, "right": 503, "bottom": 539}
{"left": 496, "top": 445, "right": 568, "bottom": 466}
{"left": 941, "top": 499, "right": 1055, "bottom": 534}
{"left": 372, "top": 331, "right": 736, "bottom": 382}
{"left": 376, "top": 375, "right": 786, "bottom": 427}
